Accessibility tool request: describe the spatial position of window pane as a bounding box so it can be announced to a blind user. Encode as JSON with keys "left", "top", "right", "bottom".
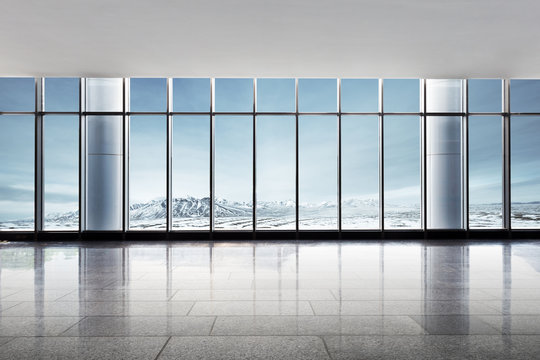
{"left": 130, "top": 78, "right": 167, "bottom": 112}
{"left": 384, "top": 115, "right": 421, "bottom": 228}
{"left": 0, "top": 78, "right": 34, "bottom": 112}
{"left": 426, "top": 79, "right": 463, "bottom": 113}
{"left": 44, "top": 78, "right": 79, "bottom": 112}
{"left": 342, "top": 115, "right": 379, "bottom": 229}
{"left": 341, "top": 79, "right": 378, "bottom": 113}
{"left": 510, "top": 80, "right": 540, "bottom": 113}
{"left": 298, "top": 79, "right": 337, "bottom": 112}
{"left": 214, "top": 115, "right": 253, "bottom": 230}
{"left": 256, "top": 116, "right": 295, "bottom": 230}
{"left": 299, "top": 115, "right": 337, "bottom": 229}
{"left": 215, "top": 79, "right": 253, "bottom": 112}
{"left": 256, "top": 79, "right": 295, "bottom": 112}
{"left": 383, "top": 79, "right": 420, "bottom": 113}
{"left": 86, "top": 78, "right": 123, "bottom": 112}
{"left": 172, "top": 115, "right": 210, "bottom": 230}
{"left": 468, "top": 116, "right": 502, "bottom": 228}
{"left": 44, "top": 115, "right": 79, "bottom": 230}
{"left": 468, "top": 79, "right": 502, "bottom": 113}
{"left": 0, "top": 115, "right": 34, "bottom": 230}
{"left": 511, "top": 116, "right": 540, "bottom": 228}
{"left": 173, "top": 78, "right": 210, "bottom": 112}
{"left": 129, "top": 116, "right": 166, "bottom": 230}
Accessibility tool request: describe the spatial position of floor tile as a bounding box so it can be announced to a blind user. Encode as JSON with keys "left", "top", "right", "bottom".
{"left": 0, "top": 316, "right": 83, "bottom": 336}
{"left": 61, "top": 316, "right": 215, "bottom": 336}
{"left": 171, "top": 289, "right": 335, "bottom": 301}
{"left": 0, "top": 290, "right": 20, "bottom": 300}
{"left": 0, "top": 301, "right": 21, "bottom": 313}
{"left": 507, "top": 335, "right": 540, "bottom": 359}
{"left": 0, "top": 337, "right": 14, "bottom": 347}
{"left": 189, "top": 301, "right": 314, "bottom": 316}
{"left": 323, "top": 335, "right": 513, "bottom": 360}
{"left": 410, "top": 315, "right": 500, "bottom": 335}
{"left": 478, "top": 315, "right": 540, "bottom": 334}
{"left": 157, "top": 336, "right": 330, "bottom": 360}
{"left": 0, "top": 301, "right": 194, "bottom": 317}
{"left": 57, "top": 289, "right": 178, "bottom": 302}
{"left": 0, "top": 337, "right": 168, "bottom": 360}
{"left": 1, "top": 290, "right": 76, "bottom": 302}
{"left": 211, "top": 315, "right": 425, "bottom": 336}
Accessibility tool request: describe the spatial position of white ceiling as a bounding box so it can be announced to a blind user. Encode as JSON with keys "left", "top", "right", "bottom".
{"left": 1, "top": 0, "right": 539, "bottom": 78}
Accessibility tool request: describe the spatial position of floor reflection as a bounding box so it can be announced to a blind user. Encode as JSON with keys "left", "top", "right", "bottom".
{"left": 1, "top": 241, "right": 540, "bottom": 359}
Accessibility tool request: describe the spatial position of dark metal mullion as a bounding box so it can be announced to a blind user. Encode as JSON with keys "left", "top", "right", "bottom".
{"left": 252, "top": 79, "right": 257, "bottom": 233}
{"left": 210, "top": 79, "right": 215, "bottom": 235}
{"left": 503, "top": 79, "right": 511, "bottom": 230}
{"left": 295, "top": 79, "right": 299, "bottom": 234}
{"left": 337, "top": 79, "right": 342, "bottom": 233}
{"left": 379, "top": 79, "right": 384, "bottom": 231}
{"left": 34, "top": 78, "right": 44, "bottom": 234}
{"left": 422, "top": 79, "right": 427, "bottom": 231}
{"left": 79, "top": 78, "right": 85, "bottom": 233}
{"left": 166, "top": 78, "right": 172, "bottom": 232}
{"left": 123, "top": 78, "right": 129, "bottom": 233}
{"left": 464, "top": 80, "right": 470, "bottom": 230}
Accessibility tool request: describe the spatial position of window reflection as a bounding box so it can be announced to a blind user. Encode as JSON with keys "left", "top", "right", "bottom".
{"left": 341, "top": 115, "right": 379, "bottom": 229}
{"left": 44, "top": 115, "right": 79, "bottom": 230}
{"left": 469, "top": 116, "right": 503, "bottom": 228}
{"left": 384, "top": 115, "right": 421, "bottom": 228}
{"left": 511, "top": 116, "right": 540, "bottom": 228}
{"left": 0, "top": 115, "right": 34, "bottom": 230}
{"left": 299, "top": 115, "right": 338, "bottom": 229}
{"left": 172, "top": 116, "right": 210, "bottom": 230}
{"left": 214, "top": 115, "right": 253, "bottom": 230}
{"left": 129, "top": 116, "right": 167, "bottom": 230}
{"left": 256, "top": 116, "right": 296, "bottom": 230}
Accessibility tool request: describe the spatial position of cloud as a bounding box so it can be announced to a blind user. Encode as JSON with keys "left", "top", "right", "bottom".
{"left": 0, "top": 185, "right": 33, "bottom": 201}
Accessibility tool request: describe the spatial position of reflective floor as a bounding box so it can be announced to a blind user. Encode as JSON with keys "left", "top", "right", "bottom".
{"left": 1, "top": 241, "right": 540, "bottom": 359}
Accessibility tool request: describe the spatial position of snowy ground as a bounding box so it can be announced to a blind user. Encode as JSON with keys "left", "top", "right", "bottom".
{"left": 2, "top": 203, "right": 540, "bottom": 230}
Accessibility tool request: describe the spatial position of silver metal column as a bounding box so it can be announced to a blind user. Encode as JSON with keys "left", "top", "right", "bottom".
{"left": 85, "top": 78, "right": 123, "bottom": 231}
{"left": 426, "top": 79, "right": 465, "bottom": 229}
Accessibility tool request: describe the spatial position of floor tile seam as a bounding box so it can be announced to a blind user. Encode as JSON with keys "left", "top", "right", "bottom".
{"left": 307, "top": 300, "right": 317, "bottom": 315}
{"left": 0, "top": 334, "right": 473, "bottom": 338}
{"left": 55, "top": 316, "right": 87, "bottom": 336}
{"left": 166, "top": 289, "right": 180, "bottom": 302}
{"left": 9, "top": 300, "right": 196, "bottom": 303}
{"left": 153, "top": 336, "right": 172, "bottom": 360}
{"left": 53, "top": 299, "right": 186, "bottom": 302}
{"left": 208, "top": 316, "right": 218, "bottom": 335}
{"left": 319, "top": 336, "right": 334, "bottom": 360}
{"left": 9, "top": 314, "right": 434, "bottom": 318}
{"left": 207, "top": 331, "right": 428, "bottom": 336}
{"left": 52, "top": 289, "right": 78, "bottom": 302}
{"left": 185, "top": 302, "right": 197, "bottom": 316}
{"left": 285, "top": 312, "right": 505, "bottom": 316}
{"left": 0, "top": 289, "right": 23, "bottom": 300}
{"left": 0, "top": 337, "right": 17, "bottom": 348}
{"left": 0, "top": 301, "right": 24, "bottom": 313}
{"left": 98, "top": 279, "right": 123, "bottom": 290}
{"left": 3, "top": 315, "right": 226, "bottom": 317}
{"left": 39, "top": 315, "right": 217, "bottom": 318}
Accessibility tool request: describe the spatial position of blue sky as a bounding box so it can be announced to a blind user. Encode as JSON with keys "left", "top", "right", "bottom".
{"left": 1, "top": 77, "right": 540, "bottom": 224}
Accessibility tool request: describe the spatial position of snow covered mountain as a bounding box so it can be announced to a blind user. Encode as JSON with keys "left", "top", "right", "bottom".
{"left": 2, "top": 198, "right": 540, "bottom": 230}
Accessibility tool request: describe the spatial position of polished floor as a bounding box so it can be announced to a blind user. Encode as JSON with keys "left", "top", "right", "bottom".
{"left": 0, "top": 240, "right": 540, "bottom": 359}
